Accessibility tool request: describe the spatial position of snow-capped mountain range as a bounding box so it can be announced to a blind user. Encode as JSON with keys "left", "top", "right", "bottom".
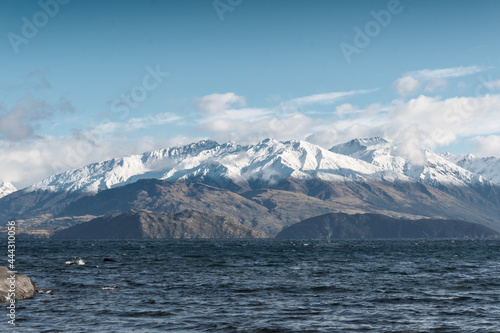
{"left": 441, "top": 152, "right": 500, "bottom": 185}
{"left": 330, "top": 137, "right": 488, "bottom": 187}
{"left": 24, "top": 137, "right": 498, "bottom": 195}
{"left": 0, "top": 180, "right": 16, "bottom": 199}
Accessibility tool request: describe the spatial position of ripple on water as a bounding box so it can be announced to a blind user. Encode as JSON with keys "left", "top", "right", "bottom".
{"left": 2, "top": 239, "right": 500, "bottom": 332}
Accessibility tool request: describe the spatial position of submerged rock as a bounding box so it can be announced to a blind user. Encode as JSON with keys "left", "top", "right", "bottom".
{"left": 0, "top": 266, "right": 36, "bottom": 302}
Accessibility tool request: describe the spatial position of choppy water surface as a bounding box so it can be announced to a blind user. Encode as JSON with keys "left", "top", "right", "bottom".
{"left": 3, "top": 239, "right": 500, "bottom": 332}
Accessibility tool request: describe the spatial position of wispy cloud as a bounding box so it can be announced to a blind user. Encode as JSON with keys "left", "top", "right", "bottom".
{"left": 272, "top": 89, "right": 379, "bottom": 117}
{"left": 287, "top": 89, "right": 378, "bottom": 106}
{"left": 93, "top": 112, "right": 183, "bottom": 134}
{"left": 393, "top": 65, "right": 487, "bottom": 96}
{"left": 0, "top": 68, "right": 52, "bottom": 92}
{"left": 484, "top": 79, "right": 500, "bottom": 91}
{"left": 408, "top": 66, "right": 485, "bottom": 80}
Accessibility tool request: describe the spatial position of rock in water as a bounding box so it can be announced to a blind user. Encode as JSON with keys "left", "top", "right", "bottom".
{"left": 276, "top": 213, "right": 500, "bottom": 240}
{"left": 0, "top": 266, "right": 36, "bottom": 302}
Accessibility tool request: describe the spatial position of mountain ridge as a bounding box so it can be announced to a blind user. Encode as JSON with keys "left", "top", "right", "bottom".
{"left": 23, "top": 137, "right": 499, "bottom": 197}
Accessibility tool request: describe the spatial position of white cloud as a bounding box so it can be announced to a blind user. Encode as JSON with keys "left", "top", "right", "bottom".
{"left": 195, "top": 93, "right": 246, "bottom": 115}
{"left": 199, "top": 113, "right": 316, "bottom": 145}
{"left": 389, "top": 94, "right": 500, "bottom": 145}
{"left": 195, "top": 90, "right": 380, "bottom": 146}
{"left": 424, "top": 78, "right": 448, "bottom": 93}
{"left": 472, "top": 135, "right": 500, "bottom": 157}
{"left": 394, "top": 76, "right": 421, "bottom": 96}
{"left": 336, "top": 103, "right": 358, "bottom": 118}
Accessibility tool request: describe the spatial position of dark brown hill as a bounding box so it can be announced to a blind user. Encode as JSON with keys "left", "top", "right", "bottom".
{"left": 276, "top": 212, "right": 500, "bottom": 240}
{"left": 51, "top": 209, "right": 267, "bottom": 239}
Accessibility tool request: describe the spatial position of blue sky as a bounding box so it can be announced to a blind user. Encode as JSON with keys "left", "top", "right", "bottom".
{"left": 1, "top": 0, "right": 500, "bottom": 187}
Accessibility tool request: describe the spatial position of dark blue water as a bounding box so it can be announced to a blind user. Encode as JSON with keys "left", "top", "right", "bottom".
{"left": 2, "top": 239, "right": 500, "bottom": 332}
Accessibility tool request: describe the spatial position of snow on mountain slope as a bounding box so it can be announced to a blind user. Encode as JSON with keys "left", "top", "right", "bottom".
{"left": 441, "top": 153, "right": 500, "bottom": 185}
{"left": 330, "top": 138, "right": 488, "bottom": 188}
{"left": 29, "top": 140, "right": 220, "bottom": 193}
{"left": 0, "top": 180, "right": 17, "bottom": 198}
{"left": 29, "top": 139, "right": 388, "bottom": 193}
{"left": 27, "top": 137, "right": 493, "bottom": 194}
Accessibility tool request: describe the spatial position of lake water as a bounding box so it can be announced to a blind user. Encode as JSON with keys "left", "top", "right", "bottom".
{"left": 2, "top": 239, "right": 500, "bottom": 332}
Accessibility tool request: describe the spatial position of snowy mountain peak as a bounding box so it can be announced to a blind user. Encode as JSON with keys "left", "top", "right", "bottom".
{"left": 345, "top": 136, "right": 389, "bottom": 145}
{"left": 447, "top": 152, "right": 476, "bottom": 162}
{"left": 439, "top": 152, "right": 455, "bottom": 159}
{"left": 330, "top": 137, "right": 392, "bottom": 165}
{"left": 0, "top": 180, "right": 17, "bottom": 198}
{"left": 328, "top": 136, "right": 381, "bottom": 156}
{"left": 357, "top": 137, "right": 390, "bottom": 146}
{"left": 465, "top": 153, "right": 476, "bottom": 160}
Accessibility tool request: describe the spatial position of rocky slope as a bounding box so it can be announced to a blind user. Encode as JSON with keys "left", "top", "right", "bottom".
{"left": 276, "top": 213, "right": 500, "bottom": 240}
{"left": 51, "top": 209, "right": 267, "bottom": 239}
{"left": 3, "top": 176, "right": 500, "bottom": 237}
